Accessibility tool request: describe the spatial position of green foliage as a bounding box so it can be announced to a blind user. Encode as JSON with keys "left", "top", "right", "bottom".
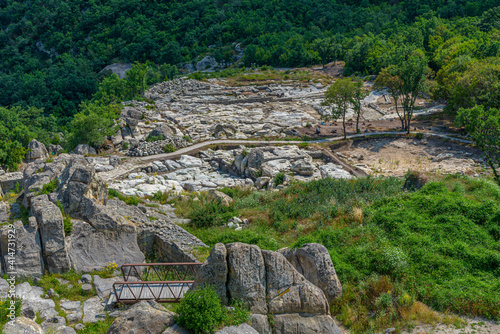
{"left": 274, "top": 172, "right": 285, "bottom": 186}
{"left": 146, "top": 135, "right": 165, "bottom": 142}
{"left": 375, "top": 46, "right": 431, "bottom": 133}
{"left": 183, "top": 175, "right": 500, "bottom": 329}
{"left": 322, "top": 78, "right": 356, "bottom": 138}
{"left": 0, "top": 298, "right": 22, "bottom": 331}
{"left": 163, "top": 144, "right": 176, "bottom": 153}
{"left": 76, "top": 316, "right": 115, "bottom": 333}
{"left": 37, "top": 178, "right": 58, "bottom": 196}
{"left": 150, "top": 190, "right": 170, "bottom": 204}
{"left": 457, "top": 105, "right": 500, "bottom": 183}
{"left": 0, "top": 106, "right": 56, "bottom": 170}
{"left": 188, "top": 197, "right": 238, "bottom": 229}
{"left": 122, "top": 142, "right": 130, "bottom": 150}
{"left": 56, "top": 200, "right": 73, "bottom": 235}
{"left": 176, "top": 286, "right": 224, "bottom": 334}
{"left": 66, "top": 101, "right": 121, "bottom": 150}
{"left": 37, "top": 270, "right": 97, "bottom": 302}
{"left": 108, "top": 189, "right": 142, "bottom": 206}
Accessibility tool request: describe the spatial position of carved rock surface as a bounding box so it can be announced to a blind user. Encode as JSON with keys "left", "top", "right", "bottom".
{"left": 193, "top": 243, "right": 228, "bottom": 304}
{"left": 274, "top": 314, "right": 343, "bottom": 334}
{"left": 279, "top": 243, "right": 342, "bottom": 303}
{"left": 0, "top": 218, "right": 44, "bottom": 277}
{"left": 30, "top": 195, "right": 70, "bottom": 273}
{"left": 262, "top": 250, "right": 329, "bottom": 315}
{"left": 226, "top": 243, "right": 268, "bottom": 314}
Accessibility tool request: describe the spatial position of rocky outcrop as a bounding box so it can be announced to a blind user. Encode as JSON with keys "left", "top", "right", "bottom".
{"left": 0, "top": 218, "right": 44, "bottom": 277}
{"left": 226, "top": 243, "right": 268, "bottom": 314}
{"left": 215, "top": 324, "right": 259, "bottom": 334}
{"left": 153, "top": 221, "right": 207, "bottom": 263}
{"left": 194, "top": 242, "right": 342, "bottom": 334}
{"left": 107, "top": 301, "right": 176, "bottom": 334}
{"left": 274, "top": 314, "right": 342, "bottom": 334}
{"left": 279, "top": 243, "right": 342, "bottom": 303}
{"left": 0, "top": 172, "right": 23, "bottom": 193}
{"left": 193, "top": 243, "right": 228, "bottom": 304}
{"left": 262, "top": 250, "right": 329, "bottom": 315}
{"left": 30, "top": 195, "right": 70, "bottom": 273}
{"left": 66, "top": 219, "right": 145, "bottom": 272}
{"left": 73, "top": 144, "right": 97, "bottom": 155}
{"left": 101, "top": 63, "right": 132, "bottom": 79}
{"left": 2, "top": 316, "right": 44, "bottom": 334}
{"left": 26, "top": 139, "right": 49, "bottom": 161}
{"left": 196, "top": 56, "right": 218, "bottom": 71}
{"left": 17, "top": 155, "right": 145, "bottom": 274}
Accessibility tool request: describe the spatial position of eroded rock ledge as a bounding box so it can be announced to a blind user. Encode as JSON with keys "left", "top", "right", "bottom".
{"left": 194, "top": 242, "right": 343, "bottom": 334}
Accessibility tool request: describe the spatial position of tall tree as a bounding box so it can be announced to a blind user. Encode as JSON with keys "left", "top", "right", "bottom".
{"left": 322, "top": 78, "right": 355, "bottom": 139}
{"left": 375, "top": 47, "right": 430, "bottom": 133}
{"left": 351, "top": 77, "right": 369, "bottom": 133}
{"left": 457, "top": 105, "right": 500, "bottom": 184}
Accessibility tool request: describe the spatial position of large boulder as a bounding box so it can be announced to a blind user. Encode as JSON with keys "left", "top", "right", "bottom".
{"left": 196, "top": 56, "right": 217, "bottom": 71}
{"left": 2, "top": 316, "right": 44, "bottom": 334}
{"left": 319, "top": 163, "right": 352, "bottom": 179}
{"left": 193, "top": 243, "right": 228, "bottom": 304}
{"left": 30, "top": 195, "right": 70, "bottom": 273}
{"left": 106, "top": 301, "right": 175, "bottom": 334}
{"left": 0, "top": 202, "right": 8, "bottom": 223}
{"left": 67, "top": 219, "right": 145, "bottom": 271}
{"left": 291, "top": 160, "right": 314, "bottom": 176}
{"left": 279, "top": 243, "right": 342, "bottom": 303}
{"left": 194, "top": 243, "right": 343, "bottom": 334}
{"left": 0, "top": 218, "right": 44, "bottom": 277}
{"left": 215, "top": 324, "right": 259, "bottom": 334}
{"left": 149, "top": 123, "right": 176, "bottom": 139}
{"left": 26, "top": 139, "right": 49, "bottom": 161}
{"left": 274, "top": 314, "right": 342, "bottom": 334}
{"left": 101, "top": 63, "right": 132, "bottom": 79}
{"left": 226, "top": 243, "right": 268, "bottom": 314}
{"left": 14, "top": 282, "right": 56, "bottom": 316}
{"left": 73, "top": 144, "right": 97, "bottom": 156}
{"left": 262, "top": 250, "right": 329, "bottom": 315}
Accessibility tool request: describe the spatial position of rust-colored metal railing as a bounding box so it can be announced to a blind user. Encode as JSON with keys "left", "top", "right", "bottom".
{"left": 112, "top": 262, "right": 202, "bottom": 304}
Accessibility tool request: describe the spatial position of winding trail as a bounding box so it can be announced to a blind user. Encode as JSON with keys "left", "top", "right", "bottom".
{"left": 140, "top": 131, "right": 472, "bottom": 162}
{"left": 100, "top": 131, "right": 472, "bottom": 182}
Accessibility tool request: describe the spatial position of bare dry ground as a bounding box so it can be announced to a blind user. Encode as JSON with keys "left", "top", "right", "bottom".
{"left": 329, "top": 136, "right": 488, "bottom": 178}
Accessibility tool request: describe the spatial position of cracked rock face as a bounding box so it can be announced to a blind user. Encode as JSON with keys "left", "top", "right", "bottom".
{"left": 194, "top": 242, "right": 343, "bottom": 334}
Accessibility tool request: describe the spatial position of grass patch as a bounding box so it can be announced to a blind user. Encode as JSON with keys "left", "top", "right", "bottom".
{"left": 37, "top": 178, "right": 58, "bottom": 195}
{"left": 176, "top": 175, "right": 500, "bottom": 332}
{"left": 76, "top": 316, "right": 114, "bottom": 333}
{"left": 108, "top": 189, "right": 142, "bottom": 206}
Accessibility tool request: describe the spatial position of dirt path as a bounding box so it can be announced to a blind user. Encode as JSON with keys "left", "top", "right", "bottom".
{"left": 98, "top": 131, "right": 472, "bottom": 182}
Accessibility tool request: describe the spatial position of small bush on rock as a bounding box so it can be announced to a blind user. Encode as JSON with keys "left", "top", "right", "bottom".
{"left": 176, "top": 286, "right": 224, "bottom": 334}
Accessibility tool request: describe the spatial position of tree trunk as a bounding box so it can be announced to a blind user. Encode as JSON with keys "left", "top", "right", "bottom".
{"left": 343, "top": 112, "right": 347, "bottom": 140}
{"left": 356, "top": 111, "right": 360, "bottom": 134}
{"left": 488, "top": 158, "right": 500, "bottom": 185}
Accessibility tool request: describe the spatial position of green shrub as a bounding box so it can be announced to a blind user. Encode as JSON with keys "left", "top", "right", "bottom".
{"left": 183, "top": 135, "right": 193, "bottom": 143}
{"left": 108, "top": 189, "right": 141, "bottom": 206}
{"left": 38, "top": 178, "right": 58, "bottom": 195}
{"left": 146, "top": 135, "right": 164, "bottom": 142}
{"left": 163, "top": 143, "right": 176, "bottom": 153}
{"left": 415, "top": 132, "right": 424, "bottom": 140}
{"left": 0, "top": 298, "right": 22, "bottom": 330}
{"left": 176, "top": 286, "right": 224, "bottom": 334}
{"left": 274, "top": 172, "right": 285, "bottom": 186}
{"left": 122, "top": 142, "right": 129, "bottom": 150}
{"left": 189, "top": 199, "right": 237, "bottom": 228}
{"left": 150, "top": 190, "right": 169, "bottom": 203}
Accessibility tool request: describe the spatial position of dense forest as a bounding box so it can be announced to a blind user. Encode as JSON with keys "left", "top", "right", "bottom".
{"left": 0, "top": 0, "right": 500, "bottom": 170}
